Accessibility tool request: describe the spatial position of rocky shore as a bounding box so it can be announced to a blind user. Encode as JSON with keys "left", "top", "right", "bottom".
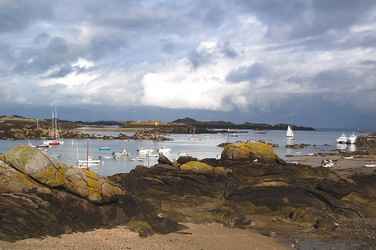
{"left": 0, "top": 141, "right": 376, "bottom": 249}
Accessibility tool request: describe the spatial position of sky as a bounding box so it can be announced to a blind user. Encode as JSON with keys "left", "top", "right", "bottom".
{"left": 0, "top": 0, "right": 376, "bottom": 129}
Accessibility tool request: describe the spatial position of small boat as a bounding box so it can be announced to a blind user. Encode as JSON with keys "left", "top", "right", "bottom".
{"left": 77, "top": 141, "right": 101, "bottom": 168}
{"left": 78, "top": 158, "right": 101, "bottom": 168}
{"left": 98, "top": 146, "right": 112, "bottom": 151}
{"left": 286, "top": 126, "right": 294, "bottom": 138}
{"left": 158, "top": 147, "right": 171, "bottom": 155}
{"left": 347, "top": 133, "right": 357, "bottom": 144}
{"left": 112, "top": 149, "right": 129, "bottom": 160}
{"left": 99, "top": 155, "right": 112, "bottom": 160}
{"left": 138, "top": 148, "right": 158, "bottom": 157}
{"left": 336, "top": 133, "right": 348, "bottom": 144}
{"left": 36, "top": 144, "right": 50, "bottom": 149}
{"left": 43, "top": 139, "right": 64, "bottom": 146}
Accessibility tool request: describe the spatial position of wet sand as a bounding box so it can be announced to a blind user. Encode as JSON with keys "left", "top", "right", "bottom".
{"left": 0, "top": 223, "right": 290, "bottom": 250}
{"left": 287, "top": 154, "right": 376, "bottom": 169}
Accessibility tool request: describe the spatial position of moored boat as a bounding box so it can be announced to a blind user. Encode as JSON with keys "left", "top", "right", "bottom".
{"left": 286, "top": 126, "right": 294, "bottom": 138}
{"left": 336, "top": 133, "right": 348, "bottom": 144}
{"left": 43, "top": 109, "right": 64, "bottom": 146}
{"left": 138, "top": 148, "right": 158, "bottom": 157}
{"left": 158, "top": 147, "right": 171, "bottom": 155}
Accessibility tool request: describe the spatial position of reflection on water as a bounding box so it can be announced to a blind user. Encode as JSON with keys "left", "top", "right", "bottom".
{"left": 336, "top": 143, "right": 357, "bottom": 152}
{"left": 0, "top": 130, "right": 364, "bottom": 176}
{"left": 286, "top": 137, "right": 295, "bottom": 146}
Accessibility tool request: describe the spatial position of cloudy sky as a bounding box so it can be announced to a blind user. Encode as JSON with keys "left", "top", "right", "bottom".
{"left": 0, "top": 0, "right": 376, "bottom": 129}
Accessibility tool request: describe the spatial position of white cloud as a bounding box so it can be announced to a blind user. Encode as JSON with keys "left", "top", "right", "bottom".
{"left": 141, "top": 58, "right": 249, "bottom": 110}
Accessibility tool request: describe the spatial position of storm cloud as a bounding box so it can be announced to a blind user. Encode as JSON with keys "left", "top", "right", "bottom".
{"left": 0, "top": 0, "right": 376, "bottom": 128}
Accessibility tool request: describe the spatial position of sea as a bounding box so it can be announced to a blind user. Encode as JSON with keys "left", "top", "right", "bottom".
{"left": 0, "top": 130, "right": 363, "bottom": 176}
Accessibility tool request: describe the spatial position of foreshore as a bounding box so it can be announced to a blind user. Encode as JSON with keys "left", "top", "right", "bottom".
{"left": 0, "top": 223, "right": 289, "bottom": 250}
{"left": 0, "top": 137, "right": 376, "bottom": 249}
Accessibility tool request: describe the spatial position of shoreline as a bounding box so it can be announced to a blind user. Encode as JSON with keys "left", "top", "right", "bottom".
{"left": 0, "top": 139, "right": 376, "bottom": 249}
{"left": 0, "top": 223, "right": 290, "bottom": 250}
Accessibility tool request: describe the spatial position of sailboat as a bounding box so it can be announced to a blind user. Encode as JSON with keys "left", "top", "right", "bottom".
{"left": 43, "top": 109, "right": 64, "bottom": 146}
{"left": 286, "top": 126, "right": 294, "bottom": 138}
{"left": 77, "top": 141, "right": 101, "bottom": 168}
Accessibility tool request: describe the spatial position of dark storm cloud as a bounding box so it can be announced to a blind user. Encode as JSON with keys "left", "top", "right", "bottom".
{"left": 360, "top": 60, "right": 376, "bottom": 66}
{"left": 0, "top": 0, "right": 376, "bottom": 129}
{"left": 0, "top": 0, "right": 53, "bottom": 33}
{"left": 312, "top": 69, "right": 356, "bottom": 88}
{"left": 12, "top": 36, "right": 74, "bottom": 75}
{"left": 234, "top": 0, "right": 376, "bottom": 39}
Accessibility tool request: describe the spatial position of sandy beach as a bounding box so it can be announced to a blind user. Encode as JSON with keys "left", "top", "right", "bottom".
{"left": 0, "top": 223, "right": 289, "bottom": 250}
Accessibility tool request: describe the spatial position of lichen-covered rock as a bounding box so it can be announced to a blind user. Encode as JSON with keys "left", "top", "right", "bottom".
{"left": 221, "top": 142, "right": 279, "bottom": 161}
{"left": 180, "top": 161, "right": 231, "bottom": 176}
{"left": 4, "top": 145, "right": 66, "bottom": 187}
{"left": 0, "top": 160, "right": 50, "bottom": 193}
{"left": 3, "top": 145, "right": 126, "bottom": 203}
{"left": 64, "top": 168, "right": 125, "bottom": 203}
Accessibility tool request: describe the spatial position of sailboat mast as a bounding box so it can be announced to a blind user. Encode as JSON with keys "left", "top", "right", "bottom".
{"left": 54, "top": 107, "right": 58, "bottom": 139}
{"left": 51, "top": 111, "right": 54, "bottom": 138}
{"left": 86, "top": 140, "right": 89, "bottom": 168}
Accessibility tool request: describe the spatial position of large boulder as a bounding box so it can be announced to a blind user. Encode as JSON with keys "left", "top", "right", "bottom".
{"left": 64, "top": 168, "right": 125, "bottom": 203}
{"left": 221, "top": 142, "right": 279, "bottom": 162}
{"left": 3, "top": 145, "right": 126, "bottom": 203}
{"left": 0, "top": 160, "right": 50, "bottom": 193}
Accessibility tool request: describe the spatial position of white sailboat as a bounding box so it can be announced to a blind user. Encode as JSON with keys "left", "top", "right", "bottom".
{"left": 43, "top": 109, "right": 64, "bottom": 146}
{"left": 77, "top": 141, "right": 101, "bottom": 168}
{"left": 286, "top": 126, "right": 294, "bottom": 138}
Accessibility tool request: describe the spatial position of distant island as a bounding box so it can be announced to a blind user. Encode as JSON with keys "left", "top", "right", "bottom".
{"left": 122, "top": 117, "right": 314, "bottom": 133}
{"left": 0, "top": 115, "right": 314, "bottom": 140}
{"left": 171, "top": 117, "right": 315, "bottom": 131}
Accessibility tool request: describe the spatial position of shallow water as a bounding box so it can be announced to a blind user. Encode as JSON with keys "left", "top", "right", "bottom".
{"left": 0, "top": 130, "right": 362, "bottom": 176}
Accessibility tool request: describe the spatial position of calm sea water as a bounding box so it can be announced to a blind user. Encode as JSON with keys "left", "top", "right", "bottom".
{"left": 0, "top": 130, "right": 362, "bottom": 176}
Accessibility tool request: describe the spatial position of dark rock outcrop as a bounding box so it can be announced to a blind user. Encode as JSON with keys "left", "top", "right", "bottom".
{"left": 109, "top": 141, "right": 376, "bottom": 243}
{"left": 2, "top": 141, "right": 376, "bottom": 244}
{"left": 221, "top": 142, "right": 280, "bottom": 162}
{"left": 0, "top": 146, "right": 179, "bottom": 241}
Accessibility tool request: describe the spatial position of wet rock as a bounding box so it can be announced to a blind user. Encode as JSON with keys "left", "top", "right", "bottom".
{"left": 130, "top": 130, "right": 171, "bottom": 141}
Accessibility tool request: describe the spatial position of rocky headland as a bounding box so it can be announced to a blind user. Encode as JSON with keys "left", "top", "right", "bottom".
{"left": 0, "top": 141, "right": 376, "bottom": 249}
